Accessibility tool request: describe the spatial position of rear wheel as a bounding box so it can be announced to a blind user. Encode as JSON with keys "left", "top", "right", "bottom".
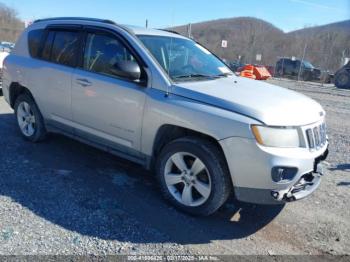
{"left": 335, "top": 70, "right": 350, "bottom": 89}
{"left": 14, "top": 93, "right": 47, "bottom": 142}
{"left": 277, "top": 68, "right": 284, "bottom": 77}
{"left": 156, "top": 137, "right": 231, "bottom": 216}
{"left": 302, "top": 71, "right": 312, "bottom": 81}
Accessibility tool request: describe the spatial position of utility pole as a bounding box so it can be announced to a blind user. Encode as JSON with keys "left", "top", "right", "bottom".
{"left": 298, "top": 43, "right": 307, "bottom": 82}
{"left": 187, "top": 23, "right": 192, "bottom": 38}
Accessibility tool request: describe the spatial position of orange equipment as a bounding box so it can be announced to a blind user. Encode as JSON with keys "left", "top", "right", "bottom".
{"left": 240, "top": 65, "right": 256, "bottom": 79}
{"left": 253, "top": 66, "right": 272, "bottom": 80}
{"left": 240, "top": 64, "right": 272, "bottom": 80}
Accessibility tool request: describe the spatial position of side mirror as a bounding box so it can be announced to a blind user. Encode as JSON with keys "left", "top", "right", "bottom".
{"left": 111, "top": 61, "right": 141, "bottom": 81}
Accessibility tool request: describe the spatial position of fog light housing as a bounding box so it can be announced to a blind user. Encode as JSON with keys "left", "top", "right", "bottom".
{"left": 271, "top": 167, "right": 298, "bottom": 182}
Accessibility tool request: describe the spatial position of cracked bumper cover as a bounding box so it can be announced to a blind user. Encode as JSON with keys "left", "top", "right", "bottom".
{"left": 271, "top": 159, "right": 326, "bottom": 202}
{"left": 219, "top": 136, "right": 329, "bottom": 205}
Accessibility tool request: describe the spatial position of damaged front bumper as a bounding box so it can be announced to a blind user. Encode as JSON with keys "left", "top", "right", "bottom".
{"left": 220, "top": 134, "right": 329, "bottom": 205}
{"left": 272, "top": 149, "right": 328, "bottom": 202}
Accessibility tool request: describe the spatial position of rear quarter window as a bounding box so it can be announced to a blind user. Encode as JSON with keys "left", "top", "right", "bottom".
{"left": 42, "top": 31, "right": 55, "bottom": 61}
{"left": 28, "top": 29, "right": 45, "bottom": 58}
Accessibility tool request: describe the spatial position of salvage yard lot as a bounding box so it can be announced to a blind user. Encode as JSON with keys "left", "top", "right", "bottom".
{"left": 0, "top": 79, "right": 349, "bottom": 255}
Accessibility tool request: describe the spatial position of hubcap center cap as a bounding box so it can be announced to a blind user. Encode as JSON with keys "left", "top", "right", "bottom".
{"left": 182, "top": 171, "right": 194, "bottom": 185}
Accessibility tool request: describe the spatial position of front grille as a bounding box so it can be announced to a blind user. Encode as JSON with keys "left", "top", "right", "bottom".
{"left": 306, "top": 123, "right": 327, "bottom": 149}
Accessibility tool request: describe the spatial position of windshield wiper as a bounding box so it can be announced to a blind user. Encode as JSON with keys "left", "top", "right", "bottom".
{"left": 173, "top": 74, "right": 220, "bottom": 80}
{"left": 215, "top": 73, "right": 234, "bottom": 77}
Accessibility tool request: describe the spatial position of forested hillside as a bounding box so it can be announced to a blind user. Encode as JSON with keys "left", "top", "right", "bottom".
{"left": 172, "top": 17, "right": 350, "bottom": 71}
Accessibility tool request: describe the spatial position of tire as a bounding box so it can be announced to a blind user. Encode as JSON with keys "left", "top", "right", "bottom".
{"left": 302, "top": 71, "right": 311, "bottom": 81}
{"left": 277, "top": 69, "right": 283, "bottom": 78}
{"left": 155, "top": 137, "right": 232, "bottom": 216}
{"left": 14, "top": 93, "right": 47, "bottom": 142}
{"left": 335, "top": 70, "right": 350, "bottom": 89}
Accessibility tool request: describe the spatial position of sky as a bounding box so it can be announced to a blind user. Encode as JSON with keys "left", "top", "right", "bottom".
{"left": 1, "top": 0, "right": 349, "bottom": 32}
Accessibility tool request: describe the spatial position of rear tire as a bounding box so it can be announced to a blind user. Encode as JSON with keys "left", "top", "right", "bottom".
{"left": 155, "top": 137, "right": 232, "bottom": 216}
{"left": 302, "top": 71, "right": 312, "bottom": 81}
{"left": 277, "top": 69, "right": 284, "bottom": 78}
{"left": 14, "top": 93, "right": 47, "bottom": 142}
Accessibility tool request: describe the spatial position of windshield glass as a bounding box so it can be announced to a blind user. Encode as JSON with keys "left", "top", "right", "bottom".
{"left": 138, "top": 35, "right": 232, "bottom": 81}
{"left": 302, "top": 60, "right": 314, "bottom": 69}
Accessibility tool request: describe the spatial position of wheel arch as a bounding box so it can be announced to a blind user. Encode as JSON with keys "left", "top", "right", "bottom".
{"left": 9, "top": 82, "right": 35, "bottom": 108}
{"left": 149, "top": 124, "right": 230, "bottom": 174}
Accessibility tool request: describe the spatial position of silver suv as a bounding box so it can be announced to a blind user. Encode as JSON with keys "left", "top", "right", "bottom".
{"left": 2, "top": 18, "right": 328, "bottom": 216}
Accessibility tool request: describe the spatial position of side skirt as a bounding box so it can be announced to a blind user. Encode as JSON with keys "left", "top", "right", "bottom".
{"left": 46, "top": 123, "right": 152, "bottom": 169}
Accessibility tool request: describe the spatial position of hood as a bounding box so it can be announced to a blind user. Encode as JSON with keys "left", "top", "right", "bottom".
{"left": 172, "top": 76, "right": 324, "bottom": 126}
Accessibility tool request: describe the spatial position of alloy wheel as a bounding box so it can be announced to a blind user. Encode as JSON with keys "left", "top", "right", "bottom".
{"left": 17, "top": 101, "right": 36, "bottom": 137}
{"left": 164, "top": 152, "right": 212, "bottom": 207}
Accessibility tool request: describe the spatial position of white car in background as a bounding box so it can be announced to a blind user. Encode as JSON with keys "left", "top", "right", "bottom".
{"left": 0, "top": 50, "right": 9, "bottom": 67}
{"left": 0, "top": 50, "right": 10, "bottom": 89}
{"left": 0, "top": 42, "right": 14, "bottom": 52}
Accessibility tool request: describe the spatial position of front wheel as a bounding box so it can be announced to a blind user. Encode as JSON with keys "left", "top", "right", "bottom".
{"left": 335, "top": 70, "right": 350, "bottom": 89}
{"left": 156, "top": 137, "right": 232, "bottom": 216}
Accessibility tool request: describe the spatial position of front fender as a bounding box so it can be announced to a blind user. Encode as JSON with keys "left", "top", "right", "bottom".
{"left": 140, "top": 88, "right": 259, "bottom": 156}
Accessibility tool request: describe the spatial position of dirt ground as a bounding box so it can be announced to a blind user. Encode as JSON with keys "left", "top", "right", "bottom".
{"left": 0, "top": 78, "right": 349, "bottom": 256}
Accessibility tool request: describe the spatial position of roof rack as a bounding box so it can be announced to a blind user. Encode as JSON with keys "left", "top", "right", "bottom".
{"left": 34, "top": 17, "right": 117, "bottom": 25}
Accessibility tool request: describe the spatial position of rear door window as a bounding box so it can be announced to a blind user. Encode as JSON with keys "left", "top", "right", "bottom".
{"left": 41, "top": 30, "right": 79, "bottom": 67}
{"left": 50, "top": 31, "right": 79, "bottom": 67}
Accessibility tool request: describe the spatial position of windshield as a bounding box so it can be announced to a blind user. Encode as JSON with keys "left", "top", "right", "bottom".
{"left": 138, "top": 35, "right": 233, "bottom": 81}
{"left": 302, "top": 60, "right": 314, "bottom": 69}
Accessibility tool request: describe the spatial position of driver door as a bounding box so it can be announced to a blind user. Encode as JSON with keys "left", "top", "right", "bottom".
{"left": 72, "top": 28, "right": 147, "bottom": 157}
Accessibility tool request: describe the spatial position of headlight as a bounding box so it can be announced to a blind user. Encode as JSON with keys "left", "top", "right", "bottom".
{"left": 251, "top": 125, "right": 300, "bottom": 148}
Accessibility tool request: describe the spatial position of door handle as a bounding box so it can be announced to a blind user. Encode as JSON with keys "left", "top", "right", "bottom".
{"left": 76, "top": 78, "right": 92, "bottom": 87}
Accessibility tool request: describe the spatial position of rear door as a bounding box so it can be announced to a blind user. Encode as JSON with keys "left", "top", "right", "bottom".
{"left": 71, "top": 27, "right": 147, "bottom": 158}
{"left": 33, "top": 26, "right": 81, "bottom": 132}
{"left": 283, "top": 59, "right": 294, "bottom": 75}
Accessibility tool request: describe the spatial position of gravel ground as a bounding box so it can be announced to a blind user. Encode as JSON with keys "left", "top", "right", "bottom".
{"left": 0, "top": 79, "right": 349, "bottom": 256}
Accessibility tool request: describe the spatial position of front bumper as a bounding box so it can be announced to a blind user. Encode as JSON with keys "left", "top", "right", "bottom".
{"left": 271, "top": 152, "right": 327, "bottom": 202}
{"left": 220, "top": 136, "right": 329, "bottom": 205}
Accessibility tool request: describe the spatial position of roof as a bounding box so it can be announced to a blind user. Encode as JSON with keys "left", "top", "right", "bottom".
{"left": 124, "top": 25, "right": 186, "bottom": 38}
{"left": 33, "top": 17, "right": 186, "bottom": 39}
{"left": 34, "top": 17, "right": 116, "bottom": 25}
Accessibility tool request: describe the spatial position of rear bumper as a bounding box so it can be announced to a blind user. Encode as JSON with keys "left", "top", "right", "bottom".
{"left": 220, "top": 136, "right": 329, "bottom": 205}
